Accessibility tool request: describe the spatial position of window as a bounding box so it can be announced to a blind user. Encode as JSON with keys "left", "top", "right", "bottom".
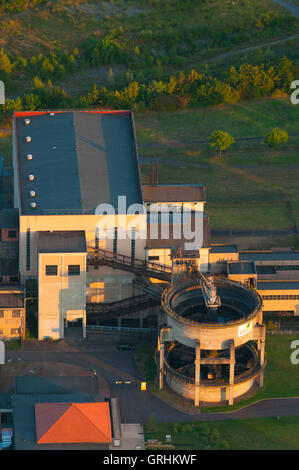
{"left": 131, "top": 228, "right": 136, "bottom": 260}
{"left": 46, "top": 265, "right": 58, "bottom": 276}
{"left": 9, "top": 276, "right": 18, "bottom": 283}
{"left": 0, "top": 329, "right": 3, "bottom": 334}
{"left": 12, "top": 310, "right": 20, "bottom": 318}
{"left": 26, "top": 228, "right": 30, "bottom": 271}
{"left": 68, "top": 265, "right": 80, "bottom": 276}
{"left": 0, "top": 311, "right": 4, "bottom": 318}
{"left": 113, "top": 227, "right": 118, "bottom": 254}
{"left": 10, "top": 328, "right": 19, "bottom": 335}
{"left": 8, "top": 230, "right": 17, "bottom": 239}
{"left": 95, "top": 227, "right": 99, "bottom": 249}
{"left": 148, "top": 256, "right": 160, "bottom": 261}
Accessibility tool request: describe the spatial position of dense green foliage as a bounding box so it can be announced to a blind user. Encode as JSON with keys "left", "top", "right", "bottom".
{"left": 210, "top": 130, "right": 235, "bottom": 158}
{"left": 0, "top": 56, "right": 297, "bottom": 124}
{"left": 265, "top": 127, "right": 289, "bottom": 148}
{"left": 144, "top": 416, "right": 299, "bottom": 450}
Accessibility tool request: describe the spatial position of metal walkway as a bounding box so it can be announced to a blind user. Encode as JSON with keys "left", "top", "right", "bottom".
{"left": 87, "top": 248, "right": 172, "bottom": 282}
{"left": 86, "top": 293, "right": 161, "bottom": 323}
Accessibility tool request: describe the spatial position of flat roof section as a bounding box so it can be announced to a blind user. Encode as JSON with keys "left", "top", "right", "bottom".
{"left": 240, "top": 251, "right": 299, "bottom": 261}
{"left": 258, "top": 281, "right": 299, "bottom": 290}
{"left": 143, "top": 184, "right": 206, "bottom": 203}
{"left": 0, "top": 209, "right": 19, "bottom": 229}
{"left": 14, "top": 111, "right": 142, "bottom": 214}
{"left": 210, "top": 244, "right": 238, "bottom": 253}
{"left": 0, "top": 292, "right": 23, "bottom": 308}
{"left": 228, "top": 261, "right": 256, "bottom": 275}
{"left": 146, "top": 212, "right": 210, "bottom": 249}
{"left": 38, "top": 231, "right": 86, "bottom": 253}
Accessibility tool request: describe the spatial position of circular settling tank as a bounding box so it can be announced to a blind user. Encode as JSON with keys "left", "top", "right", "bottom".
{"left": 159, "top": 278, "right": 265, "bottom": 404}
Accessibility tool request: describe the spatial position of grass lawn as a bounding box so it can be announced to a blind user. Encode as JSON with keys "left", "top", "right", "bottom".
{"left": 137, "top": 335, "right": 299, "bottom": 413}
{"left": 136, "top": 98, "right": 299, "bottom": 233}
{"left": 144, "top": 416, "right": 299, "bottom": 450}
{"left": 135, "top": 343, "right": 157, "bottom": 384}
{"left": 135, "top": 98, "right": 299, "bottom": 144}
{"left": 203, "top": 334, "right": 299, "bottom": 412}
{"left": 0, "top": 134, "right": 12, "bottom": 166}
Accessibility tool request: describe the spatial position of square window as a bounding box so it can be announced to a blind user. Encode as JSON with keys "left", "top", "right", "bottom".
{"left": 46, "top": 265, "right": 58, "bottom": 276}
{"left": 12, "top": 310, "right": 20, "bottom": 318}
{"left": 10, "top": 328, "right": 19, "bottom": 335}
{"left": 68, "top": 265, "right": 80, "bottom": 276}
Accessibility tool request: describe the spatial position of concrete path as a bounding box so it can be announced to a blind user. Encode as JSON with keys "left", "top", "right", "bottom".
{"left": 272, "top": 0, "right": 299, "bottom": 17}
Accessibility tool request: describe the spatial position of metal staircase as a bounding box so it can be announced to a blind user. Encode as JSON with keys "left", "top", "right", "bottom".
{"left": 86, "top": 293, "right": 161, "bottom": 323}
{"left": 87, "top": 247, "right": 172, "bottom": 282}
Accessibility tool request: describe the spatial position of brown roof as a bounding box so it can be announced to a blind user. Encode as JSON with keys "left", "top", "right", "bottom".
{"left": 143, "top": 184, "right": 206, "bottom": 203}
{"left": 146, "top": 213, "right": 210, "bottom": 249}
{"left": 35, "top": 402, "right": 112, "bottom": 444}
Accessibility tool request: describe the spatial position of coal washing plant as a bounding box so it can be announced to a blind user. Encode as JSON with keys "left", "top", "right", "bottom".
{"left": 157, "top": 249, "right": 266, "bottom": 406}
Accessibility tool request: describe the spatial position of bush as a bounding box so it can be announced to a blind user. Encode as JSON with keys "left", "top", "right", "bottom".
{"left": 149, "top": 94, "right": 188, "bottom": 111}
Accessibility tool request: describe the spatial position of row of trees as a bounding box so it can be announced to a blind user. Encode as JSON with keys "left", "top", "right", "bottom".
{"left": 0, "top": 56, "right": 297, "bottom": 122}
{"left": 210, "top": 128, "right": 289, "bottom": 158}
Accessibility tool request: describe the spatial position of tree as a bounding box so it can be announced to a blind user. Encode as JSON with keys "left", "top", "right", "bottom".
{"left": 210, "top": 130, "right": 235, "bottom": 158}
{"left": 0, "top": 48, "right": 12, "bottom": 76}
{"left": 264, "top": 127, "right": 288, "bottom": 155}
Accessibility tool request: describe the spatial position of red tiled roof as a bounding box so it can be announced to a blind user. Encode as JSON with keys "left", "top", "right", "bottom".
{"left": 35, "top": 402, "right": 112, "bottom": 444}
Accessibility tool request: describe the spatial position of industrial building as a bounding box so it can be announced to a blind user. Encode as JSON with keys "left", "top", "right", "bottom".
{"left": 0, "top": 108, "right": 297, "bottom": 405}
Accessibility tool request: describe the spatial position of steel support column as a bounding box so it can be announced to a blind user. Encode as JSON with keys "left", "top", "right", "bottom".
{"left": 194, "top": 341, "right": 201, "bottom": 407}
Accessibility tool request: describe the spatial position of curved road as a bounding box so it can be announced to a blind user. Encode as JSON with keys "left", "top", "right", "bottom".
{"left": 6, "top": 340, "right": 299, "bottom": 424}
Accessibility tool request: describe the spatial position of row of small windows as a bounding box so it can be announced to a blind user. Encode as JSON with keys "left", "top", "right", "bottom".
{"left": 276, "top": 265, "right": 299, "bottom": 270}
{"left": 45, "top": 265, "right": 81, "bottom": 276}
{"left": 0, "top": 310, "right": 21, "bottom": 318}
{"left": 262, "top": 294, "right": 299, "bottom": 300}
{"left": 0, "top": 328, "right": 20, "bottom": 335}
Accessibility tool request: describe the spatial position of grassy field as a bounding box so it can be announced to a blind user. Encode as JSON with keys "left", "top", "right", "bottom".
{"left": 135, "top": 98, "right": 299, "bottom": 144}
{"left": 136, "top": 335, "right": 299, "bottom": 413}
{"left": 144, "top": 416, "right": 299, "bottom": 450}
{"left": 135, "top": 98, "right": 299, "bottom": 234}
{"left": 1, "top": 0, "right": 298, "bottom": 96}
{"left": 202, "top": 334, "right": 299, "bottom": 413}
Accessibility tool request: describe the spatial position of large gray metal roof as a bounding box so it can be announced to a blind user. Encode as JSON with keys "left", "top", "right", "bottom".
{"left": 14, "top": 111, "right": 143, "bottom": 215}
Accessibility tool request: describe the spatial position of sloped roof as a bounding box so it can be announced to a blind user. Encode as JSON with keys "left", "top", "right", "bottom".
{"left": 35, "top": 402, "right": 112, "bottom": 444}
{"left": 143, "top": 184, "right": 206, "bottom": 203}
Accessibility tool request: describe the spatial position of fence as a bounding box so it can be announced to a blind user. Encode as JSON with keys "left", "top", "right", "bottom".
{"left": 86, "top": 325, "right": 150, "bottom": 333}
{"left": 267, "top": 330, "right": 299, "bottom": 336}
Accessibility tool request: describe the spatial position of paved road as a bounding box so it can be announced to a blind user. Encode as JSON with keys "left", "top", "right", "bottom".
{"left": 6, "top": 341, "right": 299, "bottom": 424}
{"left": 272, "top": 0, "right": 299, "bottom": 17}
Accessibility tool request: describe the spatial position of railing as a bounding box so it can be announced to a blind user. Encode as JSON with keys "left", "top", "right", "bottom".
{"left": 161, "top": 278, "right": 263, "bottom": 329}
{"left": 86, "top": 325, "right": 150, "bottom": 333}
{"left": 267, "top": 330, "right": 299, "bottom": 335}
{"left": 87, "top": 247, "right": 172, "bottom": 281}
{"left": 159, "top": 343, "right": 264, "bottom": 387}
